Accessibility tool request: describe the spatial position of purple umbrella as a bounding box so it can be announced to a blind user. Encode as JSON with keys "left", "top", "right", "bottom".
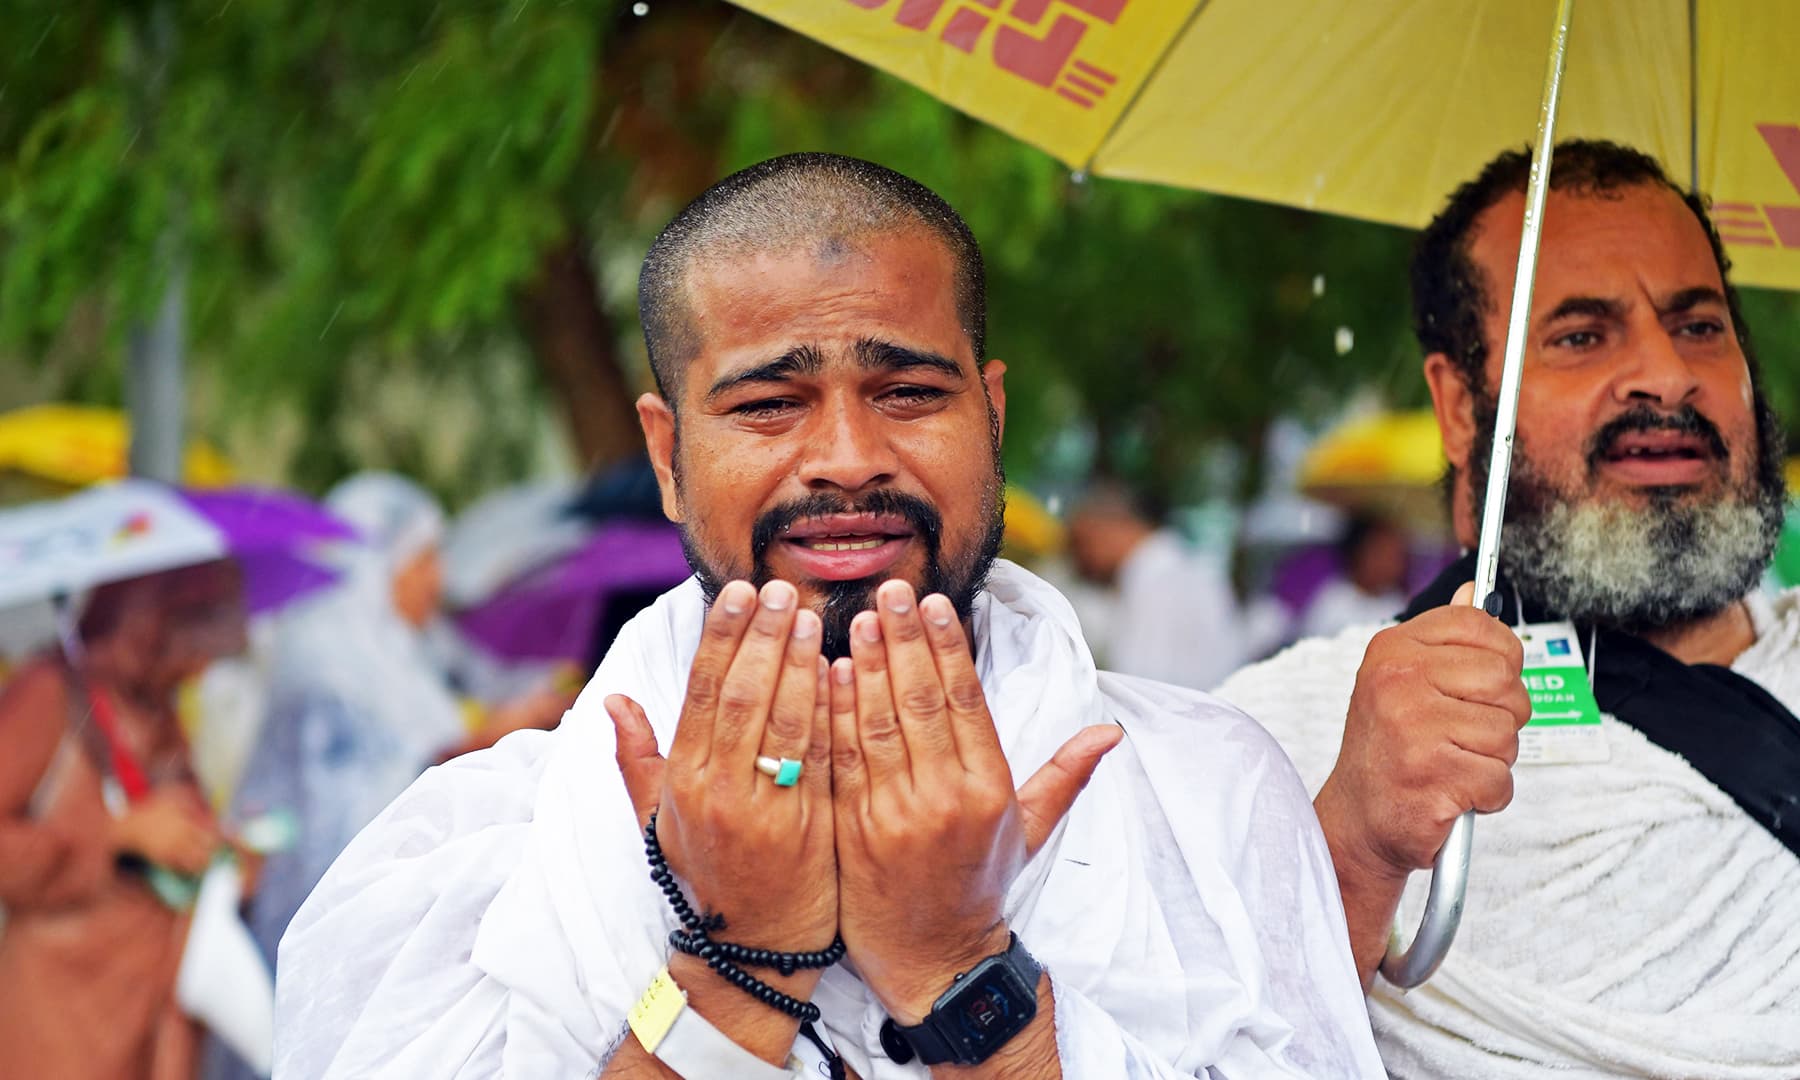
{"left": 179, "top": 488, "right": 358, "bottom": 614}
{"left": 0, "top": 480, "right": 355, "bottom": 616}
{"left": 457, "top": 521, "right": 692, "bottom": 663}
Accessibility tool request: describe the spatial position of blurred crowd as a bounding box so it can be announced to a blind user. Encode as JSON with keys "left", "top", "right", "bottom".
{"left": 0, "top": 453, "right": 690, "bottom": 1078}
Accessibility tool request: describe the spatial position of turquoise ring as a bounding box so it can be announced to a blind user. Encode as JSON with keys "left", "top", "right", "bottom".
{"left": 755, "top": 756, "right": 803, "bottom": 787}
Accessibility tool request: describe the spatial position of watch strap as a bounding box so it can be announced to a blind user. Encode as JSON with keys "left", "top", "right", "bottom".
{"left": 629, "top": 966, "right": 799, "bottom": 1079}
{"left": 884, "top": 933, "right": 1042, "bottom": 1067}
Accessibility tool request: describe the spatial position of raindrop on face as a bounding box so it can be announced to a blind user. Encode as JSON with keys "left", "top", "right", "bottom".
{"left": 632, "top": 2, "right": 648, "bottom": 14}
{"left": 1334, "top": 326, "right": 1354, "bottom": 355}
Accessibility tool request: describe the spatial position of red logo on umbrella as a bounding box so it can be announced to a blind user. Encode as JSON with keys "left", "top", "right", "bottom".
{"left": 843, "top": 0, "right": 1127, "bottom": 108}
{"left": 112, "top": 511, "right": 154, "bottom": 545}
{"left": 1717, "top": 124, "right": 1800, "bottom": 250}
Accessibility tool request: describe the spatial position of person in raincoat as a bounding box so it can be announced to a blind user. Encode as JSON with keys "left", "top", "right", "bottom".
{"left": 0, "top": 560, "right": 247, "bottom": 1080}
{"left": 219, "top": 474, "right": 568, "bottom": 1051}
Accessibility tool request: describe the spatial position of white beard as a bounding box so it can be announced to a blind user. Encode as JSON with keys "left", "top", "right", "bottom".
{"left": 1501, "top": 492, "right": 1781, "bottom": 633}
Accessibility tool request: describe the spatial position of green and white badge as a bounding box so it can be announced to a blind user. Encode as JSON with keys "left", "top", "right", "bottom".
{"left": 1515, "top": 620, "right": 1609, "bottom": 765}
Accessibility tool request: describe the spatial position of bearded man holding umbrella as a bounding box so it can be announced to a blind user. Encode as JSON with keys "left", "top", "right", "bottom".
{"left": 1219, "top": 138, "right": 1800, "bottom": 1077}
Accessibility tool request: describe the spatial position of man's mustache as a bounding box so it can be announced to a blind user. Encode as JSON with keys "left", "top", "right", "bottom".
{"left": 749, "top": 489, "right": 944, "bottom": 567}
{"left": 1583, "top": 404, "right": 1730, "bottom": 473}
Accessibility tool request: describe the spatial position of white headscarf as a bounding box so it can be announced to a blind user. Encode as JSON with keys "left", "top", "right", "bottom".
{"left": 325, "top": 471, "right": 447, "bottom": 578}
{"left": 274, "top": 472, "right": 459, "bottom": 762}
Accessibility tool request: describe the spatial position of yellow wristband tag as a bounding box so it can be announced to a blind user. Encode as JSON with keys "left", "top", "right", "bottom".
{"left": 628, "top": 967, "right": 687, "bottom": 1054}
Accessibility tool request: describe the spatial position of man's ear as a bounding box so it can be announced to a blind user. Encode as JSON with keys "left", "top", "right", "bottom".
{"left": 636, "top": 393, "right": 683, "bottom": 523}
{"left": 1423, "top": 352, "right": 1477, "bottom": 473}
{"left": 981, "top": 359, "right": 1008, "bottom": 444}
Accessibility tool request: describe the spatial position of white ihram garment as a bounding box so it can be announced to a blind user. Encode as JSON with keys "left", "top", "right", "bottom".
{"left": 273, "top": 561, "right": 1382, "bottom": 1078}
{"left": 1216, "top": 587, "right": 1800, "bottom": 1079}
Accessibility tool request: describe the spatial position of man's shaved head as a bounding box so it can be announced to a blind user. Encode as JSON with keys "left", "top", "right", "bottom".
{"left": 638, "top": 152, "right": 986, "bottom": 404}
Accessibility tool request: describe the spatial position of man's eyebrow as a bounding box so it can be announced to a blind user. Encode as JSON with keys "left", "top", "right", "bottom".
{"left": 1538, "top": 295, "right": 1626, "bottom": 325}
{"left": 1657, "top": 286, "right": 1728, "bottom": 315}
{"left": 852, "top": 337, "right": 967, "bottom": 381}
{"left": 704, "top": 344, "right": 825, "bottom": 401}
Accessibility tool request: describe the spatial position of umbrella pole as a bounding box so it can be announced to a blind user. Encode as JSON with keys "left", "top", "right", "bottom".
{"left": 1380, "top": 0, "right": 1577, "bottom": 990}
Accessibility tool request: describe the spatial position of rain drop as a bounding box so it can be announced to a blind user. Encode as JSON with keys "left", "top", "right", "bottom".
{"left": 1334, "top": 326, "right": 1354, "bottom": 355}
{"left": 320, "top": 301, "right": 345, "bottom": 341}
{"left": 1311, "top": 274, "right": 1325, "bottom": 298}
{"left": 1070, "top": 170, "right": 1088, "bottom": 185}
{"left": 632, "top": 2, "right": 648, "bottom": 14}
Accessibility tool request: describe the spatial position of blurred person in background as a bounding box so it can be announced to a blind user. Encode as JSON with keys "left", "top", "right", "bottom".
{"left": 220, "top": 472, "right": 569, "bottom": 1072}
{"left": 1066, "top": 479, "right": 1246, "bottom": 689}
{"left": 0, "top": 560, "right": 248, "bottom": 1080}
{"left": 1296, "top": 513, "right": 1411, "bottom": 639}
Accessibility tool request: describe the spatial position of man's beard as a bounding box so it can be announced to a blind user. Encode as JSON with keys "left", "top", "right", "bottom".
{"left": 677, "top": 475, "right": 1006, "bottom": 661}
{"left": 1467, "top": 395, "right": 1787, "bottom": 635}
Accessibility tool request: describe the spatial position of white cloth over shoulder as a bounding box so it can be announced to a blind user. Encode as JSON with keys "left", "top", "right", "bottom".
{"left": 1215, "top": 587, "right": 1800, "bottom": 1080}
{"left": 275, "top": 560, "right": 1381, "bottom": 1079}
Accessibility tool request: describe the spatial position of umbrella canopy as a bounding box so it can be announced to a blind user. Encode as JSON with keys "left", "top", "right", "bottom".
{"left": 1001, "top": 484, "right": 1065, "bottom": 561}
{"left": 731, "top": 0, "right": 1800, "bottom": 289}
{"left": 1298, "top": 410, "right": 1450, "bottom": 534}
{"left": 180, "top": 488, "right": 361, "bottom": 613}
{"left": 0, "top": 404, "right": 233, "bottom": 491}
{"left": 0, "top": 480, "right": 355, "bottom": 614}
{"left": 456, "top": 521, "right": 693, "bottom": 663}
{"left": 439, "top": 480, "right": 592, "bottom": 610}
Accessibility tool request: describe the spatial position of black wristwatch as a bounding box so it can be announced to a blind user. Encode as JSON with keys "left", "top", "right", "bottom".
{"left": 878, "top": 933, "right": 1043, "bottom": 1067}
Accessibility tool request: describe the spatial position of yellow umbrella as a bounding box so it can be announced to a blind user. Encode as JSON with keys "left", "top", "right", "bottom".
{"left": 730, "top": 0, "right": 1800, "bottom": 290}
{"left": 1298, "top": 410, "right": 1450, "bottom": 535}
{"left": 1001, "top": 483, "right": 1066, "bottom": 561}
{"left": 0, "top": 404, "right": 233, "bottom": 490}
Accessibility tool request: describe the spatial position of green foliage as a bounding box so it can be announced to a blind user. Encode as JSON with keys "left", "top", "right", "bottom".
{"left": 1, "top": 0, "right": 622, "bottom": 502}
{"left": 1742, "top": 287, "right": 1800, "bottom": 451}
{"left": 3, "top": 0, "right": 1795, "bottom": 512}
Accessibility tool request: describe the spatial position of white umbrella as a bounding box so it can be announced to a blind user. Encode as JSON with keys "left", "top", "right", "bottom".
{"left": 439, "top": 480, "right": 590, "bottom": 610}
{"left": 0, "top": 480, "right": 225, "bottom": 610}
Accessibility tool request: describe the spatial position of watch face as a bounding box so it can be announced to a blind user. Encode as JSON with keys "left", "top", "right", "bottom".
{"left": 946, "top": 962, "right": 1033, "bottom": 1054}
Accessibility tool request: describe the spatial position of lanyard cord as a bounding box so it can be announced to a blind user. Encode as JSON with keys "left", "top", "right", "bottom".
{"left": 797, "top": 1022, "right": 846, "bottom": 1080}
{"left": 53, "top": 591, "right": 152, "bottom": 807}
{"left": 84, "top": 684, "right": 152, "bottom": 804}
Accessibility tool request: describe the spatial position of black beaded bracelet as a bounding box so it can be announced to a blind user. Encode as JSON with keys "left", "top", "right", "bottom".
{"left": 644, "top": 812, "right": 721, "bottom": 934}
{"left": 694, "top": 947, "right": 823, "bottom": 1023}
{"left": 643, "top": 811, "right": 834, "bottom": 1023}
{"left": 668, "top": 927, "right": 847, "bottom": 977}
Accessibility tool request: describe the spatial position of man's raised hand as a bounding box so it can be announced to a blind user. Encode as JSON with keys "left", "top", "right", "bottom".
{"left": 830, "top": 579, "right": 1122, "bottom": 1025}
{"left": 607, "top": 578, "right": 838, "bottom": 959}
{"left": 1313, "top": 580, "right": 1532, "bottom": 982}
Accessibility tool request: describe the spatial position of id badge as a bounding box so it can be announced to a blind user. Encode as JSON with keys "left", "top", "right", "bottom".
{"left": 1514, "top": 621, "right": 1609, "bottom": 765}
